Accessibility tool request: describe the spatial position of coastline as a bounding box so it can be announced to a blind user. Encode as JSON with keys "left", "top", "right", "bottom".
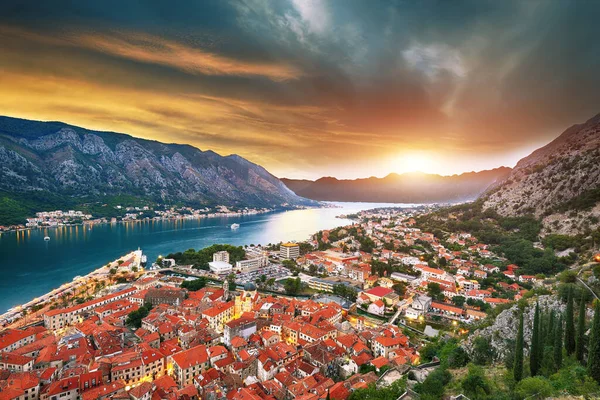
{"left": 0, "top": 204, "right": 328, "bottom": 235}
{"left": 0, "top": 249, "right": 143, "bottom": 327}
{"left": 0, "top": 201, "right": 402, "bottom": 320}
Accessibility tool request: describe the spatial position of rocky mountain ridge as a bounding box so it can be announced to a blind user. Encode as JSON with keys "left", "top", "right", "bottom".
{"left": 282, "top": 168, "right": 512, "bottom": 204}
{"left": 482, "top": 113, "right": 600, "bottom": 235}
{"left": 0, "top": 116, "right": 314, "bottom": 216}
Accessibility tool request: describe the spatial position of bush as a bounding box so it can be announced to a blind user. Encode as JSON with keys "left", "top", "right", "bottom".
{"left": 515, "top": 376, "right": 553, "bottom": 399}
{"left": 461, "top": 364, "right": 491, "bottom": 399}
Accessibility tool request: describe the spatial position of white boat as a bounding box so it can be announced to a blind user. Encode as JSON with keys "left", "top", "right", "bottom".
{"left": 231, "top": 223, "right": 240, "bottom": 230}
{"left": 44, "top": 236, "right": 50, "bottom": 241}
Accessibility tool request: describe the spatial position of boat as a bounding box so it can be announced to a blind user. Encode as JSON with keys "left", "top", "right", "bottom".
{"left": 230, "top": 223, "right": 240, "bottom": 230}
{"left": 44, "top": 236, "right": 50, "bottom": 241}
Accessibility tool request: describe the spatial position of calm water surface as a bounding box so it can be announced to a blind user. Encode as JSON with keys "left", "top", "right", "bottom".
{"left": 0, "top": 202, "right": 408, "bottom": 313}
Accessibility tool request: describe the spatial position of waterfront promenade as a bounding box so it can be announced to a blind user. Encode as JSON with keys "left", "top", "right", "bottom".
{"left": 0, "top": 249, "right": 143, "bottom": 328}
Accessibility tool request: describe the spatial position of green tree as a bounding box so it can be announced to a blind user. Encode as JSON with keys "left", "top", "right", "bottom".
{"left": 348, "top": 379, "right": 406, "bottom": 400}
{"left": 530, "top": 302, "right": 541, "bottom": 376}
{"left": 515, "top": 376, "right": 553, "bottom": 400}
{"left": 446, "top": 346, "right": 469, "bottom": 369}
{"left": 546, "top": 309, "right": 555, "bottom": 347}
{"left": 415, "top": 367, "right": 451, "bottom": 400}
{"left": 588, "top": 301, "right": 600, "bottom": 383}
{"left": 451, "top": 295, "right": 466, "bottom": 307}
{"left": 427, "top": 282, "right": 444, "bottom": 301}
{"left": 576, "top": 298, "right": 586, "bottom": 363}
{"left": 565, "top": 288, "right": 576, "bottom": 356}
{"left": 554, "top": 315, "right": 563, "bottom": 371}
{"left": 514, "top": 311, "right": 524, "bottom": 382}
{"left": 126, "top": 303, "right": 152, "bottom": 329}
{"left": 167, "top": 244, "right": 246, "bottom": 270}
{"left": 461, "top": 364, "right": 490, "bottom": 399}
{"left": 226, "top": 273, "right": 237, "bottom": 291}
{"left": 284, "top": 277, "right": 302, "bottom": 295}
{"left": 180, "top": 277, "right": 208, "bottom": 291}
{"left": 472, "top": 336, "right": 494, "bottom": 366}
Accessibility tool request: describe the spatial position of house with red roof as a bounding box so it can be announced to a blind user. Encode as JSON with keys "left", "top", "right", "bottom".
{"left": 371, "top": 335, "right": 408, "bottom": 358}
{"left": 170, "top": 344, "right": 209, "bottom": 387}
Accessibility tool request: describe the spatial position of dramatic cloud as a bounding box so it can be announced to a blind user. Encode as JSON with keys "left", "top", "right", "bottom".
{"left": 1, "top": 0, "right": 599, "bottom": 179}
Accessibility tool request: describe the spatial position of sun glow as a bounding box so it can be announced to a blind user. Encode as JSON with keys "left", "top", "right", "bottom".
{"left": 396, "top": 152, "right": 435, "bottom": 173}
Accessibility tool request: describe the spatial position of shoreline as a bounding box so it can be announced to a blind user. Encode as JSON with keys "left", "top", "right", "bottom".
{"left": 0, "top": 201, "right": 399, "bottom": 322}
{"left": 0, "top": 204, "right": 330, "bottom": 235}
{"left": 0, "top": 249, "right": 143, "bottom": 326}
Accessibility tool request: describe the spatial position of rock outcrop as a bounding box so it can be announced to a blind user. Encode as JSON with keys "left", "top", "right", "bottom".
{"left": 464, "top": 296, "right": 565, "bottom": 362}
{"left": 482, "top": 113, "right": 600, "bottom": 235}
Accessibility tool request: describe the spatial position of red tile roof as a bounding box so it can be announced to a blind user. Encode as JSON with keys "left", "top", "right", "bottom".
{"left": 171, "top": 344, "right": 208, "bottom": 369}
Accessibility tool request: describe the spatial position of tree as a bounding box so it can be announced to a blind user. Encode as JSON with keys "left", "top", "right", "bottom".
{"left": 180, "top": 277, "right": 208, "bottom": 291}
{"left": 565, "top": 288, "right": 576, "bottom": 356}
{"left": 415, "top": 367, "right": 451, "bottom": 399}
{"left": 126, "top": 303, "right": 152, "bottom": 329}
{"left": 546, "top": 309, "right": 555, "bottom": 347}
{"left": 576, "top": 298, "right": 586, "bottom": 363}
{"left": 348, "top": 379, "right": 406, "bottom": 400}
{"left": 451, "top": 295, "right": 466, "bottom": 307}
{"left": 332, "top": 284, "right": 358, "bottom": 302}
{"left": 109, "top": 268, "right": 117, "bottom": 275}
{"left": 530, "top": 302, "right": 541, "bottom": 376}
{"left": 427, "top": 282, "right": 444, "bottom": 301}
{"left": 446, "top": 346, "right": 469, "bottom": 368}
{"left": 461, "top": 364, "right": 490, "bottom": 399}
{"left": 554, "top": 315, "right": 563, "bottom": 371}
{"left": 472, "top": 337, "right": 494, "bottom": 366}
{"left": 514, "top": 311, "right": 524, "bottom": 382}
{"left": 284, "top": 277, "right": 302, "bottom": 295}
{"left": 588, "top": 301, "right": 600, "bottom": 383}
{"left": 226, "top": 273, "right": 237, "bottom": 291}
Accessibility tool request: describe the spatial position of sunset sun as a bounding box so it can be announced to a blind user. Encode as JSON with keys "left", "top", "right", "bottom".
{"left": 398, "top": 153, "right": 434, "bottom": 173}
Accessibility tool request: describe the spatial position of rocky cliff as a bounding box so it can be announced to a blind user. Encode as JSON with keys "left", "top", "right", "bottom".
{"left": 464, "top": 296, "right": 565, "bottom": 362}
{"left": 482, "top": 113, "right": 600, "bottom": 235}
{"left": 0, "top": 116, "right": 314, "bottom": 212}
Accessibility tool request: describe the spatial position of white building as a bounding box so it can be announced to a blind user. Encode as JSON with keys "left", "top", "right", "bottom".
{"left": 213, "top": 251, "right": 230, "bottom": 263}
{"left": 235, "top": 256, "right": 268, "bottom": 272}
{"left": 208, "top": 261, "right": 233, "bottom": 275}
{"left": 280, "top": 243, "right": 300, "bottom": 260}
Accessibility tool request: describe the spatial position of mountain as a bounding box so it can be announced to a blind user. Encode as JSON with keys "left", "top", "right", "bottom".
{"left": 482, "top": 112, "right": 600, "bottom": 235}
{"left": 282, "top": 168, "right": 512, "bottom": 204}
{"left": 0, "top": 116, "right": 314, "bottom": 223}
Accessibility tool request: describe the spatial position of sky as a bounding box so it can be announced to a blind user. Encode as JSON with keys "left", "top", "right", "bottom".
{"left": 1, "top": 0, "right": 600, "bottom": 180}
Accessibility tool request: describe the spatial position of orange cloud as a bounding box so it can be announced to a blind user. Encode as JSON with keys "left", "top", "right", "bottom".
{"left": 76, "top": 32, "right": 303, "bottom": 81}
{"left": 0, "top": 26, "right": 302, "bottom": 82}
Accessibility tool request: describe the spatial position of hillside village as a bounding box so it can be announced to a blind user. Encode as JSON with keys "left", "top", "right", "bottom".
{"left": 2, "top": 205, "right": 589, "bottom": 400}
